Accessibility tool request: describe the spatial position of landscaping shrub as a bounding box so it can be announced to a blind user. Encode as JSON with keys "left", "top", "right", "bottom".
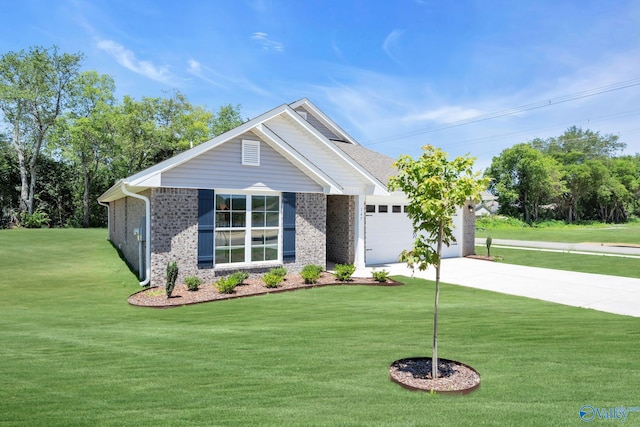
{"left": 263, "top": 267, "right": 286, "bottom": 288}
{"left": 300, "top": 264, "right": 323, "bottom": 284}
{"left": 184, "top": 276, "right": 202, "bottom": 291}
{"left": 334, "top": 263, "right": 356, "bottom": 281}
{"left": 166, "top": 261, "right": 178, "bottom": 298}
{"left": 269, "top": 267, "right": 287, "bottom": 278}
{"left": 229, "top": 271, "right": 249, "bottom": 285}
{"left": 371, "top": 269, "right": 389, "bottom": 282}
{"left": 215, "top": 275, "right": 239, "bottom": 294}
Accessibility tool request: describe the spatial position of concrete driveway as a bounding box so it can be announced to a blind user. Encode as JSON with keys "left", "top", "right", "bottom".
{"left": 358, "top": 258, "right": 640, "bottom": 317}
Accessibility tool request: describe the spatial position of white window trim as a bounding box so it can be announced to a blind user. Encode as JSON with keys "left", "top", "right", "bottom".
{"left": 242, "top": 140, "right": 260, "bottom": 166}
{"left": 214, "top": 192, "right": 282, "bottom": 267}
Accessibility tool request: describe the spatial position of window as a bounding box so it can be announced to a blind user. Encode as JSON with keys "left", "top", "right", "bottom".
{"left": 366, "top": 205, "right": 375, "bottom": 213}
{"left": 251, "top": 195, "right": 280, "bottom": 262}
{"left": 215, "top": 194, "right": 246, "bottom": 264}
{"left": 378, "top": 205, "right": 388, "bottom": 213}
{"left": 214, "top": 193, "right": 280, "bottom": 265}
{"left": 242, "top": 140, "right": 260, "bottom": 166}
{"left": 392, "top": 205, "right": 401, "bottom": 213}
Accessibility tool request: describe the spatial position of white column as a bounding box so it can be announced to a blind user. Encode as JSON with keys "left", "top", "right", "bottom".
{"left": 353, "top": 194, "right": 366, "bottom": 270}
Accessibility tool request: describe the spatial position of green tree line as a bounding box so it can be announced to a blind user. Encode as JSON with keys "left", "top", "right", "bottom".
{"left": 0, "top": 46, "right": 243, "bottom": 228}
{"left": 486, "top": 126, "right": 640, "bottom": 223}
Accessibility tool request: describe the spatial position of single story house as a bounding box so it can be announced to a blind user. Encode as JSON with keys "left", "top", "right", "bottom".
{"left": 98, "top": 99, "right": 476, "bottom": 286}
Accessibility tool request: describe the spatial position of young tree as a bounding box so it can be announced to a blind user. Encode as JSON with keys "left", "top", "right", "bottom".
{"left": 0, "top": 46, "right": 83, "bottom": 214}
{"left": 388, "top": 145, "right": 488, "bottom": 379}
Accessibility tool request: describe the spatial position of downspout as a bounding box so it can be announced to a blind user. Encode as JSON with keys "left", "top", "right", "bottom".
{"left": 120, "top": 183, "right": 151, "bottom": 287}
{"left": 97, "top": 200, "right": 110, "bottom": 240}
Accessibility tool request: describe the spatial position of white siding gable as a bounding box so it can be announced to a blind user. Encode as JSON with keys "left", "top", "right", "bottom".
{"left": 295, "top": 107, "right": 341, "bottom": 140}
{"left": 161, "top": 132, "right": 323, "bottom": 193}
{"left": 264, "top": 114, "right": 372, "bottom": 194}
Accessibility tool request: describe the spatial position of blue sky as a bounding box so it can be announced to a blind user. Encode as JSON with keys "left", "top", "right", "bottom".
{"left": 3, "top": 0, "right": 640, "bottom": 170}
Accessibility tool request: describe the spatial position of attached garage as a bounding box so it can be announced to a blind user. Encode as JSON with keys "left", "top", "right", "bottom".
{"left": 364, "top": 195, "right": 462, "bottom": 265}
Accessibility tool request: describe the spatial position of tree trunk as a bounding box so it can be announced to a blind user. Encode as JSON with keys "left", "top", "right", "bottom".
{"left": 432, "top": 220, "right": 444, "bottom": 379}
{"left": 27, "top": 154, "right": 37, "bottom": 215}
{"left": 82, "top": 159, "right": 90, "bottom": 228}
{"left": 13, "top": 118, "right": 30, "bottom": 214}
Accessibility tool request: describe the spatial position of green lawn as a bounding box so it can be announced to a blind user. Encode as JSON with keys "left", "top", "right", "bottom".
{"left": 476, "top": 221, "right": 640, "bottom": 244}
{"left": 475, "top": 245, "right": 640, "bottom": 279}
{"left": 1, "top": 229, "right": 639, "bottom": 426}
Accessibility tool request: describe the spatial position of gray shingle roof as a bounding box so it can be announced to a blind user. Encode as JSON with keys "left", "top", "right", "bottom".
{"left": 331, "top": 140, "right": 397, "bottom": 186}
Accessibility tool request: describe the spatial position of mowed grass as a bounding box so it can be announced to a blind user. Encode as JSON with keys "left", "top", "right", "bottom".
{"left": 475, "top": 245, "right": 640, "bottom": 279}
{"left": 1, "top": 229, "right": 639, "bottom": 426}
{"left": 476, "top": 221, "right": 640, "bottom": 244}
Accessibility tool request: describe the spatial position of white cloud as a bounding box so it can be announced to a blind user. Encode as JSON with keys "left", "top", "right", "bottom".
{"left": 382, "top": 29, "right": 404, "bottom": 64}
{"left": 96, "top": 39, "right": 173, "bottom": 84}
{"left": 403, "top": 106, "right": 485, "bottom": 124}
{"left": 251, "top": 32, "right": 284, "bottom": 52}
{"left": 187, "top": 58, "right": 201, "bottom": 74}
{"left": 186, "top": 57, "right": 272, "bottom": 97}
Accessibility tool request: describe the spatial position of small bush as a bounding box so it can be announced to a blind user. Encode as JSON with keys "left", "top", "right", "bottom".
{"left": 372, "top": 269, "right": 389, "bottom": 282}
{"left": 216, "top": 275, "right": 239, "bottom": 294}
{"left": 20, "top": 209, "right": 50, "bottom": 228}
{"left": 166, "top": 261, "right": 178, "bottom": 298}
{"left": 229, "top": 271, "right": 249, "bottom": 285}
{"left": 263, "top": 268, "right": 285, "bottom": 288}
{"left": 184, "top": 276, "right": 202, "bottom": 291}
{"left": 269, "top": 267, "right": 287, "bottom": 279}
{"left": 301, "top": 264, "right": 323, "bottom": 284}
{"left": 334, "top": 263, "right": 356, "bottom": 281}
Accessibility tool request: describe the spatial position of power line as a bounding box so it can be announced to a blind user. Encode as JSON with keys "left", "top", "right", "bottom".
{"left": 361, "top": 77, "right": 640, "bottom": 147}
{"left": 440, "top": 108, "right": 640, "bottom": 149}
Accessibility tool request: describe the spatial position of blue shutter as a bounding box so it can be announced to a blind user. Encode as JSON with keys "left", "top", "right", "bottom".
{"left": 198, "top": 189, "right": 215, "bottom": 267}
{"left": 282, "top": 192, "right": 296, "bottom": 262}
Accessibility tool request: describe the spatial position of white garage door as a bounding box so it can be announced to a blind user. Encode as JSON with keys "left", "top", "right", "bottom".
{"left": 364, "top": 197, "right": 462, "bottom": 265}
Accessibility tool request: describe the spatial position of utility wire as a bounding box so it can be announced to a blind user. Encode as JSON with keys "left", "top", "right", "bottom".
{"left": 361, "top": 77, "right": 640, "bottom": 147}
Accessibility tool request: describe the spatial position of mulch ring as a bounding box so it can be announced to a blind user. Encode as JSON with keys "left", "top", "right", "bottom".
{"left": 389, "top": 357, "right": 481, "bottom": 394}
{"left": 128, "top": 272, "right": 403, "bottom": 308}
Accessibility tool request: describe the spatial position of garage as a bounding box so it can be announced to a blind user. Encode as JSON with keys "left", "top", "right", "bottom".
{"left": 364, "top": 195, "right": 462, "bottom": 265}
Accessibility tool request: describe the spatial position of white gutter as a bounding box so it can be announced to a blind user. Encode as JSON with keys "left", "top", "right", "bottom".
{"left": 120, "top": 183, "right": 151, "bottom": 287}
{"left": 97, "top": 200, "right": 110, "bottom": 240}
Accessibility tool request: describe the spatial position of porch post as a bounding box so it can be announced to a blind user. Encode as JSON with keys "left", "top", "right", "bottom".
{"left": 354, "top": 194, "right": 366, "bottom": 270}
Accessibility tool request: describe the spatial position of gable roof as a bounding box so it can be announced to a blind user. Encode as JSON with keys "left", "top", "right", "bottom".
{"left": 99, "top": 99, "right": 391, "bottom": 202}
{"left": 331, "top": 141, "right": 397, "bottom": 186}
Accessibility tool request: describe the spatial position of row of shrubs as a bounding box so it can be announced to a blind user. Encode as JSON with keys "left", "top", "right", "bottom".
{"left": 165, "top": 261, "right": 390, "bottom": 298}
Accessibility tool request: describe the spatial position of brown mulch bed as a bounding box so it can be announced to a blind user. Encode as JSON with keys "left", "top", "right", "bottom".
{"left": 389, "top": 357, "right": 481, "bottom": 394}
{"left": 128, "top": 272, "right": 403, "bottom": 308}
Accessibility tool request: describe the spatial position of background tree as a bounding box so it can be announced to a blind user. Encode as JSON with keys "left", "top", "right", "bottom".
{"left": 52, "top": 71, "right": 116, "bottom": 227}
{"left": 210, "top": 103, "right": 244, "bottom": 136}
{"left": 486, "top": 143, "right": 565, "bottom": 223}
{"left": 531, "top": 126, "right": 625, "bottom": 163}
{"left": 0, "top": 136, "right": 20, "bottom": 225}
{"left": 111, "top": 92, "right": 230, "bottom": 177}
{"left": 0, "top": 45, "right": 83, "bottom": 215}
{"left": 388, "top": 145, "right": 488, "bottom": 379}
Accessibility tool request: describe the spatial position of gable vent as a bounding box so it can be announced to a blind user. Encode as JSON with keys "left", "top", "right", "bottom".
{"left": 242, "top": 140, "right": 260, "bottom": 166}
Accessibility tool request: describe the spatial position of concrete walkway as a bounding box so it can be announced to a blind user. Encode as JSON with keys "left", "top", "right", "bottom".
{"left": 356, "top": 258, "right": 640, "bottom": 317}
